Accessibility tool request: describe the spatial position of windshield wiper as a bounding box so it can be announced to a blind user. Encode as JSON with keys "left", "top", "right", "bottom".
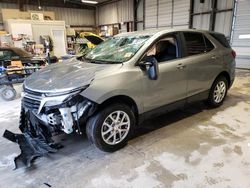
{"left": 80, "top": 56, "right": 102, "bottom": 64}
{"left": 90, "top": 60, "right": 104, "bottom": 64}
{"left": 78, "top": 56, "right": 91, "bottom": 63}
{"left": 82, "top": 57, "right": 123, "bottom": 64}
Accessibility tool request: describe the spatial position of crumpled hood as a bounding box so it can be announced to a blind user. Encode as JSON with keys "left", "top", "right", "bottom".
{"left": 24, "top": 58, "right": 120, "bottom": 93}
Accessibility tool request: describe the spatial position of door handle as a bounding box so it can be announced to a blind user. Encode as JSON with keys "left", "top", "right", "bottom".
{"left": 177, "top": 63, "right": 186, "bottom": 70}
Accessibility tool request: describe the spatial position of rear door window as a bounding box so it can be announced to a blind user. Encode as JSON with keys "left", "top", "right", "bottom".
{"left": 183, "top": 32, "right": 206, "bottom": 56}
{"left": 183, "top": 32, "right": 215, "bottom": 56}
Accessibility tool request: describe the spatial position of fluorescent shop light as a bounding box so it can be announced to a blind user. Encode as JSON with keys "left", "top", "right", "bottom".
{"left": 81, "top": 0, "right": 98, "bottom": 4}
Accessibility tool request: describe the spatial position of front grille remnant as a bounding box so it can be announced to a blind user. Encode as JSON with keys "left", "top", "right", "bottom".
{"left": 24, "top": 88, "right": 43, "bottom": 96}
{"left": 22, "top": 97, "right": 41, "bottom": 110}
{"left": 3, "top": 93, "right": 97, "bottom": 169}
{"left": 22, "top": 88, "right": 44, "bottom": 111}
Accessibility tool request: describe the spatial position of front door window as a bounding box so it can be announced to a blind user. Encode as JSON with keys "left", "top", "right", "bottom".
{"left": 145, "top": 36, "right": 179, "bottom": 63}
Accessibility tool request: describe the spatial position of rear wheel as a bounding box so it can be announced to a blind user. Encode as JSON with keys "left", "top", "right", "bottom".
{"left": 207, "top": 76, "right": 228, "bottom": 107}
{"left": 86, "top": 103, "right": 135, "bottom": 152}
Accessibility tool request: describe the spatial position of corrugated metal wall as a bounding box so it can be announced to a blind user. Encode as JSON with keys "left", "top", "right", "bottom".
{"left": 0, "top": 2, "right": 95, "bottom": 27}
{"left": 193, "top": 13, "right": 210, "bottom": 30}
{"left": 0, "top": 3, "right": 18, "bottom": 24}
{"left": 45, "top": 7, "right": 94, "bottom": 26}
{"left": 97, "top": 3, "right": 118, "bottom": 25}
{"left": 144, "top": 0, "right": 190, "bottom": 30}
{"left": 145, "top": 0, "right": 158, "bottom": 28}
{"left": 231, "top": 0, "right": 250, "bottom": 69}
{"left": 192, "top": 0, "right": 212, "bottom": 30}
{"left": 214, "top": 0, "right": 234, "bottom": 37}
{"left": 214, "top": 11, "right": 233, "bottom": 37}
{"left": 24, "top": 4, "right": 95, "bottom": 26}
{"left": 173, "top": 0, "right": 190, "bottom": 28}
{"left": 158, "top": 0, "right": 172, "bottom": 28}
{"left": 117, "top": 0, "right": 134, "bottom": 23}
{"left": 192, "top": 0, "right": 234, "bottom": 38}
{"left": 97, "top": 0, "right": 134, "bottom": 25}
{"left": 136, "top": 0, "right": 144, "bottom": 30}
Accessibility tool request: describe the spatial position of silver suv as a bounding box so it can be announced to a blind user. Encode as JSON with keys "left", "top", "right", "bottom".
{"left": 21, "top": 29, "right": 235, "bottom": 152}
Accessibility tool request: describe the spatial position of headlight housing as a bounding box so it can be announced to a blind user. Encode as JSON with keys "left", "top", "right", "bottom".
{"left": 44, "top": 85, "right": 89, "bottom": 97}
{"left": 41, "top": 85, "right": 88, "bottom": 109}
{"left": 43, "top": 91, "right": 83, "bottom": 107}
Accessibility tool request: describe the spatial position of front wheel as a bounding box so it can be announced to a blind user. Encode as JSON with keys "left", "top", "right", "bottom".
{"left": 86, "top": 103, "right": 135, "bottom": 152}
{"left": 207, "top": 76, "right": 228, "bottom": 107}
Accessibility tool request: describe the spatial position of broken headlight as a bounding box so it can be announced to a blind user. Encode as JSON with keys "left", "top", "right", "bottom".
{"left": 43, "top": 86, "right": 89, "bottom": 107}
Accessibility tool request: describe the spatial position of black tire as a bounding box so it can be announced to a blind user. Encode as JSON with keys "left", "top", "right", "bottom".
{"left": 86, "top": 103, "right": 135, "bottom": 152}
{"left": 207, "top": 76, "right": 228, "bottom": 108}
{"left": 1, "top": 86, "right": 16, "bottom": 101}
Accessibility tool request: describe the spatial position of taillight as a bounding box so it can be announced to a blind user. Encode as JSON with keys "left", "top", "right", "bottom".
{"left": 231, "top": 50, "right": 236, "bottom": 59}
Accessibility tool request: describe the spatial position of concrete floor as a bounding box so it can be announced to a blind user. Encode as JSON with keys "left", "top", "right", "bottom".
{"left": 0, "top": 70, "right": 250, "bottom": 188}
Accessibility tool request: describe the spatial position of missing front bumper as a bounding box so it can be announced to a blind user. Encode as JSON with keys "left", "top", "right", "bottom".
{"left": 3, "top": 109, "right": 62, "bottom": 169}
{"left": 3, "top": 100, "right": 97, "bottom": 169}
{"left": 3, "top": 130, "right": 60, "bottom": 169}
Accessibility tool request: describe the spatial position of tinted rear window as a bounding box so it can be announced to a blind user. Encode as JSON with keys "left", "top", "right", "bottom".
{"left": 210, "top": 33, "right": 231, "bottom": 48}
{"left": 183, "top": 32, "right": 206, "bottom": 56}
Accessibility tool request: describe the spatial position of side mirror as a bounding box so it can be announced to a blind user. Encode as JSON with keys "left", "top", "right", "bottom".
{"left": 139, "top": 61, "right": 152, "bottom": 69}
{"left": 139, "top": 56, "right": 159, "bottom": 80}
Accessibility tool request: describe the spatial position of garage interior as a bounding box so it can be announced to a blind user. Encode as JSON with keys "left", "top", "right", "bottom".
{"left": 0, "top": 0, "right": 250, "bottom": 187}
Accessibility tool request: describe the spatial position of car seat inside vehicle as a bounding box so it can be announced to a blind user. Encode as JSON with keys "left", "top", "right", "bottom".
{"left": 155, "top": 39, "right": 178, "bottom": 62}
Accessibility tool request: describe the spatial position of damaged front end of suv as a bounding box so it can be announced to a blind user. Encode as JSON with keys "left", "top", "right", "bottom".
{"left": 4, "top": 84, "right": 97, "bottom": 168}
{"left": 22, "top": 85, "right": 97, "bottom": 135}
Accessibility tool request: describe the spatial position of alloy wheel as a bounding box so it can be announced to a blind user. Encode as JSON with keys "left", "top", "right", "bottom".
{"left": 101, "top": 110, "right": 130, "bottom": 145}
{"left": 213, "top": 81, "right": 226, "bottom": 103}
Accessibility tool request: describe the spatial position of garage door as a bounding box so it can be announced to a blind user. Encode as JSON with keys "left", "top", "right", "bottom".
{"left": 145, "top": 0, "right": 158, "bottom": 28}
{"left": 145, "top": 0, "right": 190, "bottom": 29}
{"left": 231, "top": 0, "right": 250, "bottom": 69}
{"left": 173, "top": 0, "right": 190, "bottom": 28}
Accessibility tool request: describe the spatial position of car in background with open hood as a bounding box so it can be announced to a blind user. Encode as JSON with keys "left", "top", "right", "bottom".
{"left": 79, "top": 32, "right": 104, "bottom": 49}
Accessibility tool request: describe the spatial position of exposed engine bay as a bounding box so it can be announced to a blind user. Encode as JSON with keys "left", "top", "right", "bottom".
{"left": 3, "top": 87, "right": 97, "bottom": 169}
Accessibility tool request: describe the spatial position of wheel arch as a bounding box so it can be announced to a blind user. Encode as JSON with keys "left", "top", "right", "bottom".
{"left": 98, "top": 95, "right": 139, "bottom": 123}
{"left": 215, "top": 71, "right": 231, "bottom": 88}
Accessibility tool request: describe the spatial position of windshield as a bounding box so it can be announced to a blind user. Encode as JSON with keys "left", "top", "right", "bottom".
{"left": 85, "top": 35, "right": 150, "bottom": 63}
